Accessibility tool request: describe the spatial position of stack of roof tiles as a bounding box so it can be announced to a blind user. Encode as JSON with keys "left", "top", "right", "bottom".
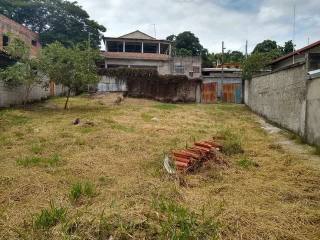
{"left": 171, "top": 140, "right": 223, "bottom": 172}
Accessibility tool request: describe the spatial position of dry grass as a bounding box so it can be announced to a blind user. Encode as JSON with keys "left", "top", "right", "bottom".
{"left": 0, "top": 95, "right": 320, "bottom": 239}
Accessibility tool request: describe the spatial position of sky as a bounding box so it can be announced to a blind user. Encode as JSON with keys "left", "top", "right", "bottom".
{"left": 75, "top": 0, "right": 320, "bottom": 53}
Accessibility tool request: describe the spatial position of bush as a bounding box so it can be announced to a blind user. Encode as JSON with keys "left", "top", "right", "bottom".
{"left": 34, "top": 203, "right": 66, "bottom": 230}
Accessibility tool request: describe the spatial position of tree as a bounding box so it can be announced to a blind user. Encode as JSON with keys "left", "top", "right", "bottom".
{"left": 0, "top": 37, "right": 43, "bottom": 106}
{"left": 241, "top": 53, "right": 272, "bottom": 80}
{"left": 40, "top": 42, "right": 101, "bottom": 109}
{"left": 282, "top": 40, "right": 295, "bottom": 55}
{"left": 0, "top": 0, "right": 106, "bottom": 48}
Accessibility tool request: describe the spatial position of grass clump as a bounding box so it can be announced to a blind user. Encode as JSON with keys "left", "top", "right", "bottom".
{"left": 314, "top": 146, "right": 320, "bottom": 156}
{"left": 237, "top": 156, "right": 259, "bottom": 169}
{"left": 69, "top": 181, "right": 96, "bottom": 203}
{"left": 31, "top": 144, "right": 43, "bottom": 154}
{"left": 16, "top": 154, "right": 61, "bottom": 167}
{"left": 154, "top": 199, "right": 219, "bottom": 240}
{"left": 219, "top": 128, "right": 244, "bottom": 155}
{"left": 153, "top": 103, "right": 178, "bottom": 110}
{"left": 110, "top": 123, "right": 135, "bottom": 133}
{"left": 141, "top": 112, "right": 153, "bottom": 122}
{"left": 34, "top": 202, "right": 66, "bottom": 230}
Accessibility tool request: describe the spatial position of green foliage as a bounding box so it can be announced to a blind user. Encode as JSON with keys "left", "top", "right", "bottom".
{"left": 237, "top": 156, "right": 259, "bottom": 169}
{"left": 154, "top": 199, "right": 219, "bottom": 240}
{"left": 241, "top": 53, "right": 272, "bottom": 80}
{"left": 0, "top": 0, "right": 106, "bottom": 48}
{"left": 314, "top": 146, "right": 320, "bottom": 156}
{"left": 69, "top": 181, "right": 96, "bottom": 202}
{"left": 40, "top": 42, "right": 101, "bottom": 109}
{"left": 17, "top": 154, "right": 61, "bottom": 167}
{"left": 34, "top": 202, "right": 66, "bottom": 230}
{"left": 0, "top": 38, "right": 43, "bottom": 105}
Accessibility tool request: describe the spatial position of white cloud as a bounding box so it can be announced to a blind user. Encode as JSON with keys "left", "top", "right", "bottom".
{"left": 76, "top": 0, "right": 320, "bottom": 53}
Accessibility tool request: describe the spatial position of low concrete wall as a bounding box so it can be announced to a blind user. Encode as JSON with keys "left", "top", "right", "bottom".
{"left": 306, "top": 77, "right": 320, "bottom": 145}
{"left": 246, "top": 64, "right": 308, "bottom": 136}
{"left": 0, "top": 81, "right": 67, "bottom": 108}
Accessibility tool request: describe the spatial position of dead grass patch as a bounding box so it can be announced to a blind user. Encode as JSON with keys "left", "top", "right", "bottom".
{"left": 0, "top": 96, "right": 319, "bottom": 239}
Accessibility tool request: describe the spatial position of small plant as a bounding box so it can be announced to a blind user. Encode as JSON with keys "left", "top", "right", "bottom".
{"left": 237, "top": 156, "right": 259, "bottom": 169}
{"left": 141, "top": 113, "right": 153, "bottom": 122}
{"left": 17, "top": 154, "right": 61, "bottom": 167}
{"left": 219, "top": 128, "right": 244, "bottom": 156}
{"left": 34, "top": 202, "right": 66, "bottom": 230}
{"left": 154, "top": 199, "right": 219, "bottom": 240}
{"left": 31, "top": 144, "right": 43, "bottom": 154}
{"left": 69, "top": 181, "right": 96, "bottom": 203}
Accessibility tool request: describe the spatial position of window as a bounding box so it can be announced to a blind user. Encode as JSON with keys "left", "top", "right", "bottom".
{"left": 108, "top": 41, "right": 123, "bottom": 52}
{"left": 31, "top": 40, "right": 37, "bottom": 47}
{"left": 193, "top": 66, "right": 200, "bottom": 73}
{"left": 125, "top": 42, "right": 142, "bottom": 53}
{"left": 3, "top": 35, "right": 9, "bottom": 47}
{"left": 309, "top": 53, "right": 320, "bottom": 71}
{"left": 175, "top": 65, "right": 185, "bottom": 74}
{"left": 143, "top": 43, "right": 158, "bottom": 53}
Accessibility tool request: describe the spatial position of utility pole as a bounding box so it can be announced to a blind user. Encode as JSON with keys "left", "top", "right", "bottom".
{"left": 292, "top": 1, "right": 296, "bottom": 64}
{"left": 245, "top": 40, "right": 248, "bottom": 59}
{"left": 221, "top": 41, "right": 226, "bottom": 102}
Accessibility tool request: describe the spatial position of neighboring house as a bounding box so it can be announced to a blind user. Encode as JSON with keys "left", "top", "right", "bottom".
{"left": 245, "top": 40, "right": 320, "bottom": 146}
{"left": 202, "top": 66, "right": 242, "bottom": 104}
{"left": 0, "top": 14, "right": 41, "bottom": 62}
{"left": 98, "top": 30, "right": 202, "bottom": 92}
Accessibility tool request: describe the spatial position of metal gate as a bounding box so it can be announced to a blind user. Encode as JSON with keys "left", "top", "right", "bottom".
{"left": 223, "top": 83, "right": 242, "bottom": 103}
{"left": 202, "top": 82, "right": 217, "bottom": 103}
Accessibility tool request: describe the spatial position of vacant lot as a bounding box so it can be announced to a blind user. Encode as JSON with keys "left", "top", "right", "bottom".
{"left": 0, "top": 96, "right": 319, "bottom": 240}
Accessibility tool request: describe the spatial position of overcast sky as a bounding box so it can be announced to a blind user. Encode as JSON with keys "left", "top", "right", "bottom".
{"left": 76, "top": 0, "right": 320, "bottom": 53}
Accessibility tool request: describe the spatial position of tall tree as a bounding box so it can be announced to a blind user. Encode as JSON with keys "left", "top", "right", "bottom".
{"left": 282, "top": 40, "right": 295, "bottom": 55}
{"left": 40, "top": 42, "right": 101, "bottom": 109}
{"left": 252, "top": 40, "right": 282, "bottom": 59}
{"left": 0, "top": 0, "right": 106, "bottom": 48}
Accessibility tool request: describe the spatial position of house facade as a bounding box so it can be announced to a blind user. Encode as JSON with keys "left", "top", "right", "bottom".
{"left": 245, "top": 40, "right": 320, "bottom": 146}
{"left": 98, "top": 30, "right": 202, "bottom": 92}
{"left": 0, "top": 14, "right": 41, "bottom": 61}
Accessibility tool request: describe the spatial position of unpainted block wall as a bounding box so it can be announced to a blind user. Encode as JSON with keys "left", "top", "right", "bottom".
{"left": 246, "top": 64, "right": 308, "bottom": 136}
{"left": 306, "top": 77, "right": 320, "bottom": 145}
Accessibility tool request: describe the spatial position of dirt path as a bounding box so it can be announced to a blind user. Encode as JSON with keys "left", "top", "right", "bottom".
{"left": 258, "top": 117, "right": 320, "bottom": 169}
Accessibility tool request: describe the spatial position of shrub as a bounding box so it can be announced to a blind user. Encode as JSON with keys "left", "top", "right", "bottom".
{"left": 34, "top": 203, "right": 66, "bottom": 230}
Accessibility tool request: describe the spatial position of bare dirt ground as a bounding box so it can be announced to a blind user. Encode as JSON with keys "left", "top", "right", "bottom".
{"left": 0, "top": 95, "right": 319, "bottom": 240}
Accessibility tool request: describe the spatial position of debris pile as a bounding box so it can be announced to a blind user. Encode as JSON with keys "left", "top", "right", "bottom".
{"left": 165, "top": 140, "right": 224, "bottom": 173}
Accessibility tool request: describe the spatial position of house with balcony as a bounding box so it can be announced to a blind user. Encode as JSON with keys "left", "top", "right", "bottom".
{"left": 98, "top": 30, "right": 202, "bottom": 92}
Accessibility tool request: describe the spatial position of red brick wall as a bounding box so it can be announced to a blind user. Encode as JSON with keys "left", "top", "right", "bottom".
{"left": 0, "top": 14, "right": 41, "bottom": 56}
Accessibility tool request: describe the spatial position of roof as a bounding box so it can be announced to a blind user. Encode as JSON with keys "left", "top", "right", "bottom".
{"left": 119, "top": 30, "right": 156, "bottom": 40}
{"left": 103, "top": 30, "right": 171, "bottom": 43}
{"left": 271, "top": 40, "right": 320, "bottom": 65}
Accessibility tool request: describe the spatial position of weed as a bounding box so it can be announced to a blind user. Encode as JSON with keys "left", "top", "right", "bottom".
{"left": 31, "top": 144, "right": 43, "bottom": 154}
{"left": 141, "top": 112, "right": 153, "bottom": 122}
{"left": 237, "top": 156, "right": 259, "bottom": 169}
{"left": 219, "top": 128, "right": 244, "bottom": 155}
{"left": 69, "top": 182, "right": 96, "bottom": 203}
{"left": 153, "top": 103, "right": 178, "bottom": 110}
{"left": 154, "top": 199, "right": 219, "bottom": 240}
{"left": 17, "top": 154, "right": 61, "bottom": 167}
{"left": 34, "top": 202, "right": 66, "bottom": 230}
{"left": 110, "top": 123, "right": 135, "bottom": 133}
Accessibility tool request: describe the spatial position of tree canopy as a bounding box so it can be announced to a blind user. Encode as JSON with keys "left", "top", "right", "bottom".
{"left": 0, "top": 0, "right": 106, "bottom": 48}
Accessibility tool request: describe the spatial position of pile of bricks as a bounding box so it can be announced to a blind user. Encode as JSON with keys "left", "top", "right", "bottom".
{"left": 170, "top": 140, "right": 223, "bottom": 172}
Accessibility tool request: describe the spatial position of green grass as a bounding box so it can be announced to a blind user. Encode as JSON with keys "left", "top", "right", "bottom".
{"left": 237, "top": 156, "right": 259, "bottom": 169}
{"left": 154, "top": 199, "right": 219, "bottom": 240}
{"left": 31, "top": 144, "right": 43, "bottom": 154}
{"left": 153, "top": 103, "right": 178, "bottom": 110}
{"left": 110, "top": 123, "right": 135, "bottom": 133}
{"left": 69, "top": 182, "right": 96, "bottom": 203}
{"left": 219, "top": 128, "right": 244, "bottom": 156}
{"left": 141, "top": 112, "right": 153, "bottom": 122}
{"left": 16, "top": 154, "right": 61, "bottom": 167}
{"left": 34, "top": 203, "right": 66, "bottom": 230}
